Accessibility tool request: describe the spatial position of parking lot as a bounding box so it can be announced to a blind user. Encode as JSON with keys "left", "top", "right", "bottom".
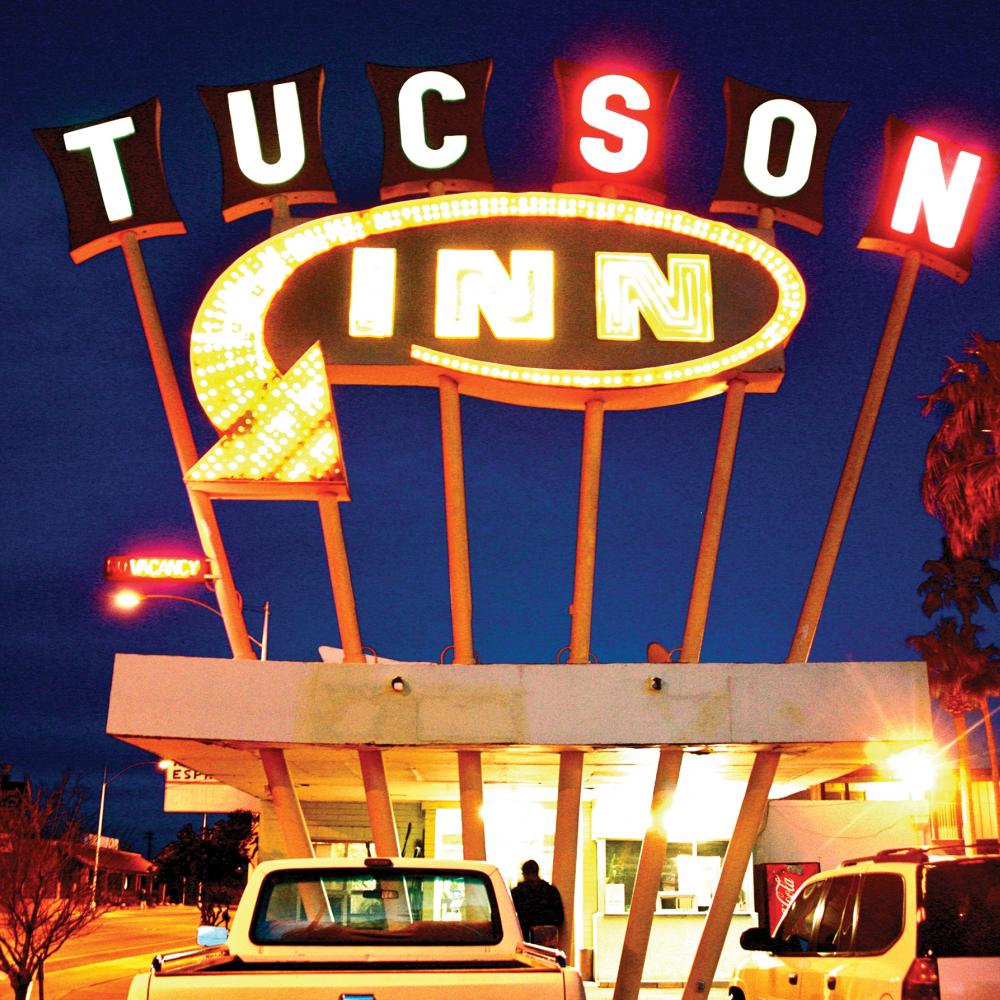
{"left": 0, "top": 905, "right": 729, "bottom": 1000}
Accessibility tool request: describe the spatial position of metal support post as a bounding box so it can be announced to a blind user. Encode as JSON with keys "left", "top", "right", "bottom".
{"left": 359, "top": 749, "right": 401, "bottom": 856}
{"left": 552, "top": 750, "right": 584, "bottom": 960}
{"left": 438, "top": 375, "right": 475, "bottom": 663}
{"left": 318, "top": 497, "right": 365, "bottom": 664}
{"left": 788, "top": 251, "right": 921, "bottom": 662}
{"left": 613, "top": 749, "right": 683, "bottom": 1000}
{"left": 569, "top": 399, "right": 605, "bottom": 663}
{"left": 259, "top": 748, "right": 314, "bottom": 859}
{"left": 680, "top": 378, "right": 748, "bottom": 662}
{"left": 90, "top": 769, "right": 108, "bottom": 908}
{"left": 681, "top": 751, "right": 780, "bottom": 999}
{"left": 119, "top": 233, "right": 254, "bottom": 659}
{"left": 438, "top": 377, "right": 485, "bottom": 859}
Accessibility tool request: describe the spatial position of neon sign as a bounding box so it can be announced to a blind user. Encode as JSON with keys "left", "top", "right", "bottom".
{"left": 858, "top": 117, "right": 998, "bottom": 282}
{"left": 189, "top": 192, "right": 805, "bottom": 427}
{"left": 104, "top": 556, "right": 208, "bottom": 581}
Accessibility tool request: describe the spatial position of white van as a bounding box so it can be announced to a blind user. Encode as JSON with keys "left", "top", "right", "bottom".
{"left": 730, "top": 848, "right": 1000, "bottom": 1000}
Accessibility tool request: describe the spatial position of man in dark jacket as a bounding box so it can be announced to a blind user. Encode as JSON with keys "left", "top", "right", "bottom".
{"left": 511, "top": 859, "right": 564, "bottom": 945}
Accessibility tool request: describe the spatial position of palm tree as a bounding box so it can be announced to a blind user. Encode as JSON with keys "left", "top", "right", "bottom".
{"left": 908, "top": 620, "right": 999, "bottom": 847}
{"left": 919, "top": 333, "right": 1000, "bottom": 843}
{"left": 921, "top": 334, "right": 1000, "bottom": 560}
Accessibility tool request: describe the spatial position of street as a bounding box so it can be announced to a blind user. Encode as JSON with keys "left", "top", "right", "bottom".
{"left": 0, "top": 906, "right": 729, "bottom": 1000}
{"left": 0, "top": 906, "right": 200, "bottom": 1000}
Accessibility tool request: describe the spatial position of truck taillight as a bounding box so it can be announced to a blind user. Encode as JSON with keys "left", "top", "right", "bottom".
{"left": 902, "top": 957, "right": 940, "bottom": 1000}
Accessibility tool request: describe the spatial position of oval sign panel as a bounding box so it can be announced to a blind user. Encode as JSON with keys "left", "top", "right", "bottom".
{"left": 191, "top": 191, "right": 805, "bottom": 421}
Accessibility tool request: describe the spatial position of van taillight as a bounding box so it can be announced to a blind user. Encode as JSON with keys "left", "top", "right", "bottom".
{"left": 902, "top": 957, "right": 940, "bottom": 1000}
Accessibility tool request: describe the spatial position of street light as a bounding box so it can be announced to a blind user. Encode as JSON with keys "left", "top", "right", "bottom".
{"left": 91, "top": 758, "right": 172, "bottom": 908}
{"left": 111, "top": 589, "right": 270, "bottom": 660}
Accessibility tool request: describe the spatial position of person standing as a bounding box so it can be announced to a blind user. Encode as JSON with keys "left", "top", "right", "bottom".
{"left": 511, "top": 859, "right": 564, "bottom": 946}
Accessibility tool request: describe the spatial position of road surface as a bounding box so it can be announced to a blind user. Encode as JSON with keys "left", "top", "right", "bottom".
{"left": 0, "top": 906, "right": 200, "bottom": 1000}
{"left": 0, "top": 906, "right": 729, "bottom": 999}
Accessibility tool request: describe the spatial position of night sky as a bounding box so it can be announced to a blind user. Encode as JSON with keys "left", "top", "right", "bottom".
{"left": 4, "top": 1, "right": 998, "bottom": 852}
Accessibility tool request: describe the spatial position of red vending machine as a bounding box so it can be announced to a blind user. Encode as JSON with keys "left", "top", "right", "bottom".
{"left": 753, "top": 862, "right": 821, "bottom": 933}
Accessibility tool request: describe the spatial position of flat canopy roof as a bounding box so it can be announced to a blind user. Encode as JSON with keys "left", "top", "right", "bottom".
{"left": 107, "top": 656, "right": 932, "bottom": 804}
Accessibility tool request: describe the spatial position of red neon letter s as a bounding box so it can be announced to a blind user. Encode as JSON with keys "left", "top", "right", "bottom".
{"left": 579, "top": 74, "right": 650, "bottom": 175}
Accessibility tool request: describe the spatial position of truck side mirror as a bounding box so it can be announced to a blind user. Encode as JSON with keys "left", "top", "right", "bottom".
{"left": 197, "top": 925, "right": 229, "bottom": 947}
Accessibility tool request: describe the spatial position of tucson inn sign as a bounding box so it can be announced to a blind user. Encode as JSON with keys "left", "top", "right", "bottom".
{"left": 37, "top": 57, "right": 997, "bottom": 999}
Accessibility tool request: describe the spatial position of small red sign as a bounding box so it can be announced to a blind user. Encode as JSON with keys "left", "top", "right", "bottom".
{"left": 104, "top": 555, "right": 208, "bottom": 582}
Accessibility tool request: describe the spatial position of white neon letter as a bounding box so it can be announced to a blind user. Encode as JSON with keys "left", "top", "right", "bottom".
{"left": 743, "top": 99, "right": 817, "bottom": 198}
{"left": 890, "top": 135, "right": 982, "bottom": 249}
{"left": 435, "top": 250, "right": 554, "bottom": 340}
{"left": 227, "top": 81, "right": 306, "bottom": 185}
{"left": 398, "top": 71, "right": 468, "bottom": 170}
{"left": 579, "top": 75, "right": 650, "bottom": 175}
{"left": 349, "top": 248, "right": 396, "bottom": 338}
{"left": 62, "top": 117, "right": 136, "bottom": 222}
{"left": 596, "top": 253, "right": 714, "bottom": 342}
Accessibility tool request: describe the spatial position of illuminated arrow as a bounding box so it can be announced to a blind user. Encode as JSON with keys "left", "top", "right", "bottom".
{"left": 186, "top": 343, "right": 344, "bottom": 488}
{"left": 186, "top": 215, "right": 364, "bottom": 494}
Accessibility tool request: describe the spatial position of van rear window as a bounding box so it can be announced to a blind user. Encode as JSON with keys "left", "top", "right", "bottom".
{"left": 920, "top": 859, "right": 1000, "bottom": 958}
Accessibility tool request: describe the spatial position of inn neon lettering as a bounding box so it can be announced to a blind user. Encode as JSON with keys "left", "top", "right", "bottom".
{"left": 348, "top": 248, "right": 714, "bottom": 342}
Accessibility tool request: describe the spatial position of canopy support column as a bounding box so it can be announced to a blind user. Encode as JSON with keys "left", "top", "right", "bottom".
{"left": 612, "top": 749, "right": 683, "bottom": 1000}
{"left": 259, "top": 748, "right": 314, "bottom": 858}
{"left": 359, "top": 748, "right": 401, "bottom": 856}
{"left": 552, "top": 750, "right": 584, "bottom": 959}
{"left": 682, "top": 750, "right": 780, "bottom": 998}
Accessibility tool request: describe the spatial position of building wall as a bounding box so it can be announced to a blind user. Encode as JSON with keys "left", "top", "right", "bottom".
{"left": 755, "top": 799, "right": 929, "bottom": 872}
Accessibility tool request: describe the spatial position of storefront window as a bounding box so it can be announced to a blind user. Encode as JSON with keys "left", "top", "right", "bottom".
{"left": 603, "top": 839, "right": 750, "bottom": 914}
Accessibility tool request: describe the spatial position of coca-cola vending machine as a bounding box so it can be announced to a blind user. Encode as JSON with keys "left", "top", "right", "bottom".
{"left": 753, "top": 862, "right": 821, "bottom": 934}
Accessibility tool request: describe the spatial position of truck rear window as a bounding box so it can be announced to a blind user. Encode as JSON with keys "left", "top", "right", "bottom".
{"left": 920, "top": 859, "right": 1000, "bottom": 958}
{"left": 250, "top": 868, "right": 503, "bottom": 947}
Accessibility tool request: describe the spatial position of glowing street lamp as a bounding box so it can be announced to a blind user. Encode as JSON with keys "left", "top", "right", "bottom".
{"left": 110, "top": 589, "right": 270, "bottom": 660}
{"left": 886, "top": 747, "right": 937, "bottom": 799}
{"left": 92, "top": 758, "right": 172, "bottom": 908}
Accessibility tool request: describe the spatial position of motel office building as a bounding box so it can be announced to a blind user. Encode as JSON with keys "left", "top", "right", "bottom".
{"left": 108, "top": 653, "right": 940, "bottom": 985}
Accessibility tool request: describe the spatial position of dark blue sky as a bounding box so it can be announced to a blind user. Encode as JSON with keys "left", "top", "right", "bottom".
{"left": 3, "top": 1, "right": 998, "bottom": 851}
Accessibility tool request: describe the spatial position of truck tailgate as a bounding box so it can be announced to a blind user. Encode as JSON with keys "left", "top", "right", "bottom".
{"left": 147, "top": 965, "right": 570, "bottom": 998}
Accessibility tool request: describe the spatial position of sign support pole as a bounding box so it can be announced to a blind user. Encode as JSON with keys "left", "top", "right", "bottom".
{"left": 569, "top": 398, "right": 606, "bottom": 663}
{"left": 612, "top": 749, "right": 683, "bottom": 1000}
{"left": 118, "top": 233, "right": 254, "bottom": 659}
{"left": 438, "top": 376, "right": 486, "bottom": 859}
{"left": 263, "top": 200, "right": 366, "bottom": 665}
{"left": 680, "top": 377, "right": 748, "bottom": 662}
{"left": 787, "top": 250, "right": 921, "bottom": 662}
{"left": 317, "top": 498, "right": 365, "bottom": 663}
{"left": 438, "top": 375, "right": 475, "bottom": 663}
{"left": 681, "top": 751, "right": 780, "bottom": 999}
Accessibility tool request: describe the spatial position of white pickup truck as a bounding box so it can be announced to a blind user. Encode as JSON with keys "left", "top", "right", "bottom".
{"left": 127, "top": 856, "right": 586, "bottom": 999}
